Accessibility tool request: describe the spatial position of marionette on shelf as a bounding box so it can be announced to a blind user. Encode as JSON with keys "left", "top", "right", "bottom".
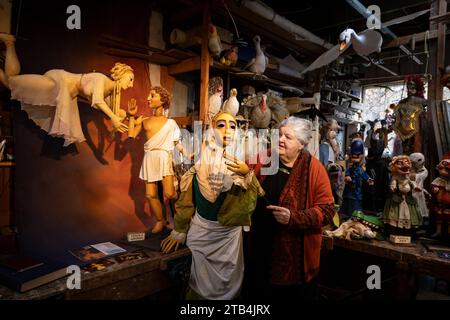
{"left": 409, "top": 152, "right": 430, "bottom": 221}
{"left": 340, "top": 140, "right": 374, "bottom": 221}
{"left": 383, "top": 155, "right": 422, "bottom": 237}
{"left": 392, "top": 76, "right": 427, "bottom": 155}
{"left": 134, "top": 86, "right": 188, "bottom": 234}
{"left": 430, "top": 152, "right": 450, "bottom": 239}
{"left": 160, "top": 111, "right": 264, "bottom": 300}
{"left": 0, "top": 34, "right": 132, "bottom": 146}
{"left": 362, "top": 121, "right": 390, "bottom": 212}
{"left": 319, "top": 119, "right": 341, "bottom": 165}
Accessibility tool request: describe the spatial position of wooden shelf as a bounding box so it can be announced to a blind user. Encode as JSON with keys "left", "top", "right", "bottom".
{"left": 0, "top": 162, "right": 14, "bottom": 167}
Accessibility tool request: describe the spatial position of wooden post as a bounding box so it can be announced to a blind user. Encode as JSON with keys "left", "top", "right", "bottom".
{"left": 427, "top": 0, "right": 447, "bottom": 178}
{"left": 199, "top": 0, "right": 211, "bottom": 124}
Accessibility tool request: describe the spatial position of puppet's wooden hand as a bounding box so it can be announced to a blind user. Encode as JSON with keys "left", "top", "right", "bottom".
{"left": 224, "top": 153, "right": 249, "bottom": 176}
{"left": 160, "top": 231, "right": 186, "bottom": 254}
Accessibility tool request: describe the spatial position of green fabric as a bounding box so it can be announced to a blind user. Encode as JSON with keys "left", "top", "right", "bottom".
{"left": 193, "top": 176, "right": 227, "bottom": 221}
{"left": 173, "top": 173, "right": 265, "bottom": 234}
{"left": 383, "top": 193, "right": 422, "bottom": 227}
{"left": 218, "top": 174, "right": 265, "bottom": 227}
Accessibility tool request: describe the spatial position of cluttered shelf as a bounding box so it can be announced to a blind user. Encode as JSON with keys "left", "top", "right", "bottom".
{"left": 0, "top": 246, "right": 191, "bottom": 300}
{"left": 322, "top": 236, "right": 450, "bottom": 282}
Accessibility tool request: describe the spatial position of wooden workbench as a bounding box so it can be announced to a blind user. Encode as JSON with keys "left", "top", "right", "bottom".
{"left": 0, "top": 247, "right": 191, "bottom": 300}
{"left": 321, "top": 236, "right": 450, "bottom": 299}
{"left": 323, "top": 236, "right": 450, "bottom": 281}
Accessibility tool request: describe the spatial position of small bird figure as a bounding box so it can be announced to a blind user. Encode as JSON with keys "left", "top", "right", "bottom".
{"left": 244, "top": 35, "right": 268, "bottom": 75}
{"left": 222, "top": 88, "right": 239, "bottom": 116}
{"left": 208, "top": 82, "right": 223, "bottom": 121}
{"left": 208, "top": 24, "right": 222, "bottom": 58}
{"left": 220, "top": 46, "right": 239, "bottom": 66}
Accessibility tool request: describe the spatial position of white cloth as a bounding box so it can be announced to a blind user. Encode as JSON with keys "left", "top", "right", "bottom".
{"left": 412, "top": 168, "right": 429, "bottom": 218}
{"left": 139, "top": 119, "right": 181, "bottom": 183}
{"left": 193, "top": 139, "right": 250, "bottom": 203}
{"left": 10, "top": 70, "right": 111, "bottom": 146}
{"left": 187, "top": 212, "right": 244, "bottom": 300}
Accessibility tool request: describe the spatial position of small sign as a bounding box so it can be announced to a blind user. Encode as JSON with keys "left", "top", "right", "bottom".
{"left": 127, "top": 232, "right": 146, "bottom": 242}
{"left": 389, "top": 235, "right": 411, "bottom": 244}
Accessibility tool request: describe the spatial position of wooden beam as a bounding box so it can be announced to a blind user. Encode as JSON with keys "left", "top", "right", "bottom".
{"left": 199, "top": 0, "right": 211, "bottom": 124}
{"left": 382, "top": 30, "right": 438, "bottom": 49}
{"left": 168, "top": 56, "right": 201, "bottom": 75}
{"left": 172, "top": 116, "right": 193, "bottom": 126}
{"left": 430, "top": 12, "right": 450, "bottom": 24}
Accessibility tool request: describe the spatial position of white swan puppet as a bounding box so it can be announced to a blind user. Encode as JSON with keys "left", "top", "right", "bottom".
{"left": 301, "top": 8, "right": 431, "bottom": 75}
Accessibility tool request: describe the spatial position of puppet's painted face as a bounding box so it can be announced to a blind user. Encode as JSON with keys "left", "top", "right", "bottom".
{"left": 410, "top": 153, "right": 425, "bottom": 171}
{"left": 391, "top": 157, "right": 411, "bottom": 176}
{"left": 213, "top": 112, "right": 237, "bottom": 147}
{"left": 437, "top": 159, "right": 450, "bottom": 178}
{"left": 351, "top": 154, "right": 363, "bottom": 164}
{"left": 327, "top": 129, "right": 337, "bottom": 140}
{"left": 147, "top": 90, "right": 163, "bottom": 109}
{"left": 119, "top": 71, "right": 134, "bottom": 90}
{"left": 407, "top": 80, "right": 417, "bottom": 97}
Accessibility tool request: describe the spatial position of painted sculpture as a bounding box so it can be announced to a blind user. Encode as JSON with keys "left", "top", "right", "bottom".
{"left": 383, "top": 155, "right": 422, "bottom": 236}
{"left": 222, "top": 88, "right": 239, "bottom": 116}
{"left": 0, "top": 34, "right": 131, "bottom": 146}
{"left": 409, "top": 152, "right": 429, "bottom": 220}
{"left": 430, "top": 152, "right": 450, "bottom": 238}
{"left": 340, "top": 140, "right": 373, "bottom": 221}
{"left": 208, "top": 77, "right": 223, "bottom": 122}
{"left": 319, "top": 119, "right": 341, "bottom": 165}
{"left": 134, "top": 86, "right": 186, "bottom": 234}
{"left": 392, "top": 76, "right": 427, "bottom": 155}
{"left": 244, "top": 35, "right": 268, "bottom": 75}
{"left": 160, "top": 112, "right": 263, "bottom": 299}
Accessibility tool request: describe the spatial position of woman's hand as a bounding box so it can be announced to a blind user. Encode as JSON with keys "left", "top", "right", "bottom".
{"left": 266, "top": 205, "right": 291, "bottom": 225}
{"left": 112, "top": 115, "right": 128, "bottom": 133}
{"left": 224, "top": 152, "right": 250, "bottom": 176}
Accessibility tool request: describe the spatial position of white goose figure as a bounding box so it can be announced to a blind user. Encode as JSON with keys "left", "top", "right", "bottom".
{"left": 245, "top": 35, "right": 268, "bottom": 75}
{"left": 339, "top": 28, "right": 382, "bottom": 56}
{"left": 222, "top": 88, "right": 239, "bottom": 116}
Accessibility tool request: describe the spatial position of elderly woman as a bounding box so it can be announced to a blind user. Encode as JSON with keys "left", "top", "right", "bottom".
{"left": 246, "top": 116, "right": 335, "bottom": 300}
{"left": 0, "top": 33, "right": 132, "bottom": 146}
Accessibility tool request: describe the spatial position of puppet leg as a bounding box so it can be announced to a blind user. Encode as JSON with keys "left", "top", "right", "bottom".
{"left": 146, "top": 182, "right": 166, "bottom": 234}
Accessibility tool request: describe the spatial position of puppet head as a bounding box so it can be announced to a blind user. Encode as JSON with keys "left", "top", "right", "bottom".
{"left": 148, "top": 86, "right": 171, "bottom": 110}
{"left": 405, "top": 75, "right": 425, "bottom": 98}
{"left": 350, "top": 140, "right": 364, "bottom": 164}
{"left": 111, "top": 63, "right": 134, "bottom": 90}
{"left": 211, "top": 112, "right": 237, "bottom": 147}
{"left": 410, "top": 152, "right": 425, "bottom": 171}
{"left": 436, "top": 152, "right": 450, "bottom": 179}
{"left": 390, "top": 155, "right": 411, "bottom": 176}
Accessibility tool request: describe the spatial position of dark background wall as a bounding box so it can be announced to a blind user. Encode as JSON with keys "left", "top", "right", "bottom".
{"left": 10, "top": 0, "right": 157, "bottom": 259}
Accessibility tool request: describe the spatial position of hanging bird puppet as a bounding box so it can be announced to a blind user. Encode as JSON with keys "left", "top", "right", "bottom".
{"left": 301, "top": 9, "right": 430, "bottom": 75}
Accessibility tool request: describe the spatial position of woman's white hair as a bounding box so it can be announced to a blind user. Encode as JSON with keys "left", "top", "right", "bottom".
{"left": 280, "top": 116, "right": 313, "bottom": 145}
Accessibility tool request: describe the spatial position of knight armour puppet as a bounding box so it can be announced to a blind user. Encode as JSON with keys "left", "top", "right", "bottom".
{"left": 430, "top": 152, "right": 450, "bottom": 238}
{"left": 340, "top": 140, "right": 374, "bottom": 221}
{"left": 383, "top": 155, "right": 422, "bottom": 236}
{"left": 392, "top": 76, "right": 427, "bottom": 155}
{"left": 134, "top": 86, "right": 187, "bottom": 234}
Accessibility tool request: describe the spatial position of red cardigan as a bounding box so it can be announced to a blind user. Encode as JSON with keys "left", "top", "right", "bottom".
{"left": 254, "top": 150, "right": 335, "bottom": 284}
